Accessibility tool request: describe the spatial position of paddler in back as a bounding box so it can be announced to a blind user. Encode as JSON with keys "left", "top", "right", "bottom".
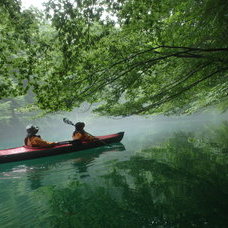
{"left": 24, "top": 125, "right": 57, "bottom": 147}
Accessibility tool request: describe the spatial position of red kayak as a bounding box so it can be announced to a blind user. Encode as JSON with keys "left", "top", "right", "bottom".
{"left": 0, "top": 132, "right": 124, "bottom": 163}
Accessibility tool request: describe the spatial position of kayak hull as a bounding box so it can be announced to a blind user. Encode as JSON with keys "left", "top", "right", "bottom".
{"left": 0, "top": 132, "right": 124, "bottom": 163}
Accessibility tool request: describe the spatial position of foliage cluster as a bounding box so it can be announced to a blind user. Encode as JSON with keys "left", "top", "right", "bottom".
{"left": 0, "top": 0, "right": 227, "bottom": 116}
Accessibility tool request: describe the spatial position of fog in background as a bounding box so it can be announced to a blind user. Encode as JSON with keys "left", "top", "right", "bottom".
{"left": 0, "top": 106, "right": 227, "bottom": 150}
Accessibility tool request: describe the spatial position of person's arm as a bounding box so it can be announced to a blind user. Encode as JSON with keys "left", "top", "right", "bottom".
{"left": 87, "top": 134, "right": 97, "bottom": 141}
{"left": 83, "top": 131, "right": 97, "bottom": 141}
{"left": 32, "top": 137, "right": 57, "bottom": 147}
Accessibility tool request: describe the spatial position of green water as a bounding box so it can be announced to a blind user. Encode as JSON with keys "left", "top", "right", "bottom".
{"left": 0, "top": 120, "right": 228, "bottom": 227}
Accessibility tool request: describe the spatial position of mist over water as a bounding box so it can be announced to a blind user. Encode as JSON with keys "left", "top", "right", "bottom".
{"left": 0, "top": 108, "right": 227, "bottom": 149}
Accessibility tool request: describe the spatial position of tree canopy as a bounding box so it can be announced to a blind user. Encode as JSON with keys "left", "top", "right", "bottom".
{"left": 0, "top": 0, "right": 227, "bottom": 116}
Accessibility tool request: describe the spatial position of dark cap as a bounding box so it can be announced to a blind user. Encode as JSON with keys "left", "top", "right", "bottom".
{"left": 75, "top": 122, "right": 85, "bottom": 131}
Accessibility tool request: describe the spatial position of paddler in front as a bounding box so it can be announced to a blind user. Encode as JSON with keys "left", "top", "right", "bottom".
{"left": 24, "top": 125, "right": 57, "bottom": 147}
{"left": 72, "top": 122, "right": 97, "bottom": 141}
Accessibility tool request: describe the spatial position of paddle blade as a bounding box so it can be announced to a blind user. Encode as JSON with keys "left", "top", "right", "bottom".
{"left": 63, "top": 118, "right": 75, "bottom": 126}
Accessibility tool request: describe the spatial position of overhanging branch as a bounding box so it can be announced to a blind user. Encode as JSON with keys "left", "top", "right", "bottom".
{"left": 132, "top": 67, "right": 228, "bottom": 115}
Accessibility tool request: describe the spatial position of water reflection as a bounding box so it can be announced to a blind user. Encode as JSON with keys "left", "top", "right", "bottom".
{"left": 0, "top": 143, "right": 126, "bottom": 190}
{"left": 36, "top": 122, "right": 228, "bottom": 227}
{"left": 0, "top": 143, "right": 126, "bottom": 227}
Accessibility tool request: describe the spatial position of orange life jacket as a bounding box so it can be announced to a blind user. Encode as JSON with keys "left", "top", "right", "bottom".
{"left": 72, "top": 131, "right": 96, "bottom": 141}
{"left": 24, "top": 136, "right": 56, "bottom": 147}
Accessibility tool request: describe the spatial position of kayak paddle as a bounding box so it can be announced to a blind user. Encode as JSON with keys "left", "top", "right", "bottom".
{"left": 63, "top": 117, "right": 75, "bottom": 126}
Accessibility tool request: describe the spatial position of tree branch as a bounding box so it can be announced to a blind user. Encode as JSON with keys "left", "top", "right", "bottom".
{"left": 132, "top": 67, "right": 228, "bottom": 115}
{"left": 84, "top": 45, "right": 226, "bottom": 90}
{"left": 146, "top": 62, "right": 213, "bottom": 101}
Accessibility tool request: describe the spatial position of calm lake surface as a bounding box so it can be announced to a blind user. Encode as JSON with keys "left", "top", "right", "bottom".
{"left": 0, "top": 116, "right": 228, "bottom": 227}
